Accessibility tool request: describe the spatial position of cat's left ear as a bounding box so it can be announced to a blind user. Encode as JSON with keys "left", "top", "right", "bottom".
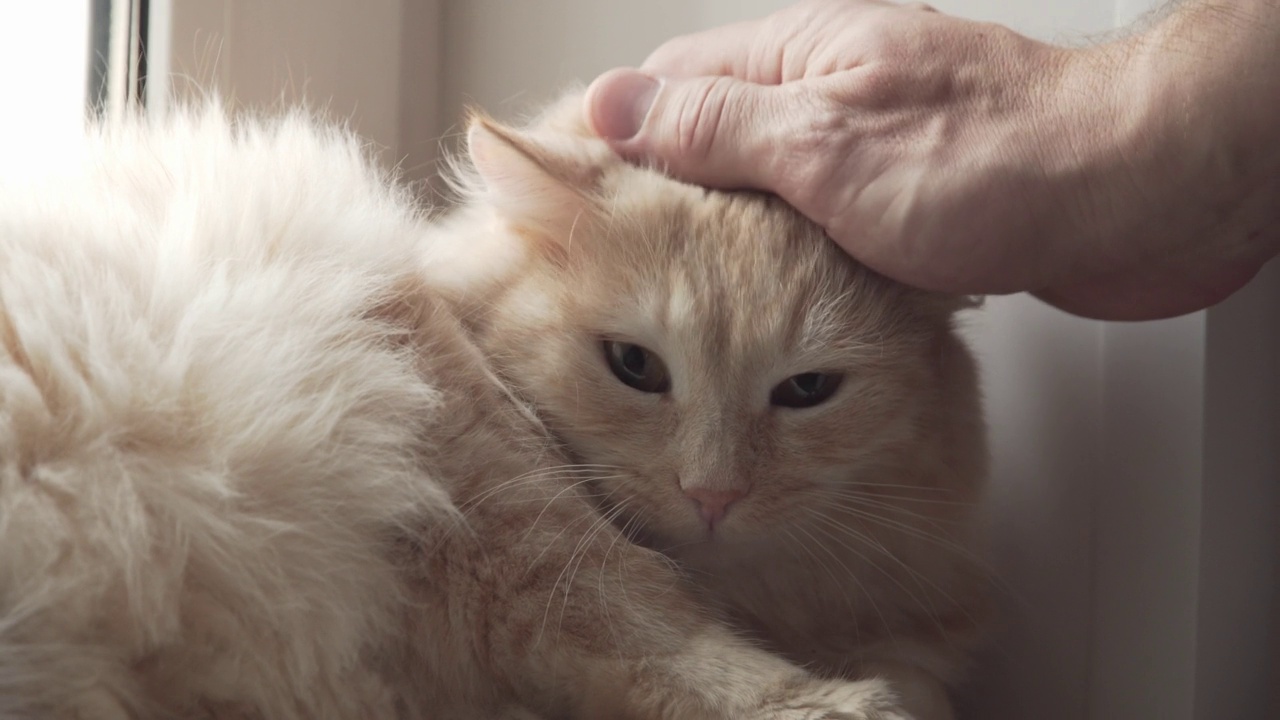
{"left": 465, "top": 114, "right": 603, "bottom": 248}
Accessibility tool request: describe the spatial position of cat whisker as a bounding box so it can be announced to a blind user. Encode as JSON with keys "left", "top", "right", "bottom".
{"left": 531, "top": 511, "right": 601, "bottom": 647}
{"left": 493, "top": 491, "right": 619, "bottom": 504}
{"left": 801, "top": 509, "right": 952, "bottom": 641}
{"left": 831, "top": 481, "right": 961, "bottom": 495}
{"left": 596, "top": 501, "right": 640, "bottom": 653}
{"left": 817, "top": 487, "right": 975, "bottom": 507}
{"left": 562, "top": 502, "right": 626, "bottom": 605}
{"left": 807, "top": 501, "right": 1021, "bottom": 602}
{"left": 833, "top": 505, "right": 980, "bottom": 563}
{"left": 802, "top": 509, "right": 992, "bottom": 651}
{"left": 428, "top": 470, "right": 615, "bottom": 555}
{"left": 806, "top": 488, "right": 963, "bottom": 533}
{"left": 460, "top": 469, "right": 622, "bottom": 518}
{"left": 792, "top": 525, "right": 891, "bottom": 644}
{"left": 539, "top": 499, "right": 631, "bottom": 646}
{"left": 520, "top": 479, "right": 628, "bottom": 580}
{"left": 457, "top": 463, "right": 625, "bottom": 511}
{"left": 519, "top": 476, "right": 629, "bottom": 545}
{"left": 779, "top": 528, "right": 861, "bottom": 642}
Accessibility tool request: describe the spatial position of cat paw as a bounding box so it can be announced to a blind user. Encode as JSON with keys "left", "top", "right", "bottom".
{"left": 756, "top": 678, "right": 912, "bottom": 720}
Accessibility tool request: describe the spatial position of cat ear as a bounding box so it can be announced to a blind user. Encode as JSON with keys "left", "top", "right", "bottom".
{"left": 465, "top": 114, "right": 600, "bottom": 247}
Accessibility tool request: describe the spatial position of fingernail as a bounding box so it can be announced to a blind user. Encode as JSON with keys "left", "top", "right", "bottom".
{"left": 587, "top": 69, "right": 660, "bottom": 141}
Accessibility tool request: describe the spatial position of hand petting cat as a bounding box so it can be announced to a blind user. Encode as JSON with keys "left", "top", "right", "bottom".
{"left": 583, "top": 0, "right": 1280, "bottom": 321}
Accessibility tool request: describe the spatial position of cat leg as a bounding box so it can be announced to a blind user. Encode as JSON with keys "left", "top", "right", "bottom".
{"left": 859, "top": 661, "right": 955, "bottom": 720}
{"left": 421, "top": 473, "right": 907, "bottom": 720}
{"left": 590, "top": 627, "right": 908, "bottom": 720}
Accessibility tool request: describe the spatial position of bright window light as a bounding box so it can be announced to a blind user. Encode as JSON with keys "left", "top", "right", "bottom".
{"left": 0, "top": 2, "right": 91, "bottom": 176}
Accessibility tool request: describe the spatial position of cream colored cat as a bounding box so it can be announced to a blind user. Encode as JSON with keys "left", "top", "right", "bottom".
{"left": 442, "top": 93, "right": 991, "bottom": 720}
{"left": 0, "top": 91, "right": 987, "bottom": 720}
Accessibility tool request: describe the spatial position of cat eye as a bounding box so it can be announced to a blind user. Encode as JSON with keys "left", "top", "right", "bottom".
{"left": 770, "top": 372, "right": 843, "bottom": 409}
{"left": 603, "top": 341, "right": 671, "bottom": 394}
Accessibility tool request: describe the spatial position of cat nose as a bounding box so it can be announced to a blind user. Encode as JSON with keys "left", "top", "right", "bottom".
{"left": 684, "top": 488, "right": 746, "bottom": 527}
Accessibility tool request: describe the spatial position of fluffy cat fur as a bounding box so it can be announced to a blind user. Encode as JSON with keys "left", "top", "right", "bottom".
{"left": 440, "top": 93, "right": 991, "bottom": 720}
{"left": 0, "top": 92, "right": 988, "bottom": 720}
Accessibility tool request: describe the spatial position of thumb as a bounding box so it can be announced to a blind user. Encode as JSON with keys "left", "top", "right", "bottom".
{"left": 584, "top": 68, "right": 798, "bottom": 191}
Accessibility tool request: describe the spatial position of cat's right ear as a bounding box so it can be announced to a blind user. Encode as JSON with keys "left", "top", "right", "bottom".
{"left": 465, "top": 114, "right": 600, "bottom": 250}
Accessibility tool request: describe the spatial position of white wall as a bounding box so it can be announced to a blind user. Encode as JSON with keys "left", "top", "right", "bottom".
{"left": 439, "top": 0, "right": 793, "bottom": 132}
{"left": 159, "top": 0, "right": 443, "bottom": 185}
{"left": 155, "top": 1, "right": 1279, "bottom": 717}
{"left": 1195, "top": 261, "right": 1279, "bottom": 718}
{"left": 0, "top": 3, "right": 90, "bottom": 177}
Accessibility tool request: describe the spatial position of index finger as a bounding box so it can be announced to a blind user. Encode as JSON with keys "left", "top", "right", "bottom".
{"left": 641, "top": 17, "right": 785, "bottom": 84}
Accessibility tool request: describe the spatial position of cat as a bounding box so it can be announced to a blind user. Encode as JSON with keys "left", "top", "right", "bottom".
{"left": 442, "top": 93, "right": 992, "bottom": 720}
{"left": 0, "top": 90, "right": 987, "bottom": 720}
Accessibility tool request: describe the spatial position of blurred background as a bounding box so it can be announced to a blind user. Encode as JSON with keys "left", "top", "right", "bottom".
{"left": 1, "top": 2, "right": 1275, "bottom": 718}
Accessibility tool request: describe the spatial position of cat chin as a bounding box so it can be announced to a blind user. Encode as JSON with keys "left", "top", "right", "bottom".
{"left": 634, "top": 518, "right": 786, "bottom": 558}
{"left": 614, "top": 518, "right": 706, "bottom": 552}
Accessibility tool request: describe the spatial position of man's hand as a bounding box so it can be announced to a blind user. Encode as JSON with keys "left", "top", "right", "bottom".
{"left": 584, "top": 0, "right": 1280, "bottom": 320}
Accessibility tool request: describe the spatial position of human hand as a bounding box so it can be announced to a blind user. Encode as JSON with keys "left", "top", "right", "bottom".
{"left": 583, "top": 0, "right": 1280, "bottom": 320}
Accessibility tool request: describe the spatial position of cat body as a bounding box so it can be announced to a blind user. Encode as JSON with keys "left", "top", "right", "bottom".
{"left": 448, "top": 95, "right": 991, "bottom": 719}
{"left": 0, "top": 95, "right": 988, "bottom": 720}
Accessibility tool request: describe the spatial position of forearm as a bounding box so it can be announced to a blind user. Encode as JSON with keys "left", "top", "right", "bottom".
{"left": 1122, "top": 0, "right": 1280, "bottom": 261}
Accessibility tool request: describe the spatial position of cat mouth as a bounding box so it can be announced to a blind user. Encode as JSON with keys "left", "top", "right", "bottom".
{"left": 574, "top": 471, "right": 729, "bottom": 552}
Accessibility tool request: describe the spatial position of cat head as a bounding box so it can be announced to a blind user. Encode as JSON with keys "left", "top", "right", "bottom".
{"left": 440, "top": 91, "right": 986, "bottom": 556}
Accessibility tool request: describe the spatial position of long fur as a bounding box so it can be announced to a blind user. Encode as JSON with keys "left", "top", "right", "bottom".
{"left": 449, "top": 92, "right": 992, "bottom": 719}
{"left": 0, "top": 95, "right": 990, "bottom": 720}
{"left": 0, "top": 104, "right": 463, "bottom": 717}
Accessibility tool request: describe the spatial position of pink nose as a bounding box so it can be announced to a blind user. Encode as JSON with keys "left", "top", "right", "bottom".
{"left": 684, "top": 488, "right": 746, "bottom": 527}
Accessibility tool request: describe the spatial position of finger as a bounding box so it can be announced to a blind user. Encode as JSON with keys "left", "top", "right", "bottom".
{"left": 640, "top": 19, "right": 774, "bottom": 82}
{"left": 639, "top": 0, "right": 899, "bottom": 83}
{"left": 583, "top": 67, "right": 814, "bottom": 193}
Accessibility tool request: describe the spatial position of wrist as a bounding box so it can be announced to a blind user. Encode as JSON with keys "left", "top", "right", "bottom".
{"left": 1027, "top": 41, "right": 1161, "bottom": 276}
{"left": 1113, "top": 0, "right": 1280, "bottom": 262}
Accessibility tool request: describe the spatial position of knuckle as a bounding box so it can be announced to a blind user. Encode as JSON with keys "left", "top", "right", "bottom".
{"left": 845, "top": 60, "right": 909, "bottom": 107}
{"left": 671, "top": 76, "right": 738, "bottom": 162}
{"left": 856, "top": 62, "right": 896, "bottom": 101}
{"left": 770, "top": 92, "right": 855, "bottom": 224}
